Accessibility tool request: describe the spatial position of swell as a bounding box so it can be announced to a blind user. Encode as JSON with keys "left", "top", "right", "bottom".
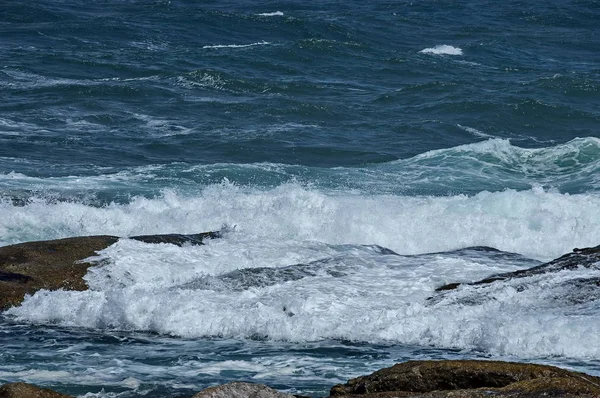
{"left": 1, "top": 138, "right": 599, "bottom": 199}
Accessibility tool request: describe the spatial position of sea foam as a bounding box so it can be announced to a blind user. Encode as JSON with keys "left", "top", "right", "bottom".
{"left": 8, "top": 234, "right": 600, "bottom": 360}
{"left": 202, "top": 41, "right": 271, "bottom": 49}
{"left": 1, "top": 186, "right": 599, "bottom": 260}
{"left": 3, "top": 138, "right": 597, "bottom": 200}
{"left": 257, "top": 11, "right": 284, "bottom": 17}
{"left": 4, "top": 173, "right": 600, "bottom": 361}
{"left": 419, "top": 45, "right": 463, "bottom": 55}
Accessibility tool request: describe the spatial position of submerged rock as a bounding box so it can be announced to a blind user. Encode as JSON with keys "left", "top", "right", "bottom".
{"left": 329, "top": 360, "right": 600, "bottom": 397}
{"left": 192, "top": 382, "right": 295, "bottom": 398}
{"left": 434, "top": 244, "right": 600, "bottom": 292}
{"left": 0, "top": 232, "right": 219, "bottom": 310}
{"left": 0, "top": 382, "right": 72, "bottom": 398}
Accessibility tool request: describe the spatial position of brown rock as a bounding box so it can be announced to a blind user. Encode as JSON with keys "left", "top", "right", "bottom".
{"left": 0, "top": 382, "right": 72, "bottom": 398}
{"left": 329, "top": 360, "right": 600, "bottom": 397}
{"left": 0, "top": 232, "right": 220, "bottom": 310}
{"left": 0, "top": 235, "right": 118, "bottom": 310}
{"left": 192, "top": 382, "right": 295, "bottom": 398}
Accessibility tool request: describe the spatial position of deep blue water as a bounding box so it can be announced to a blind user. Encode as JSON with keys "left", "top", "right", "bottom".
{"left": 2, "top": 1, "right": 599, "bottom": 179}
{"left": 1, "top": 1, "right": 600, "bottom": 397}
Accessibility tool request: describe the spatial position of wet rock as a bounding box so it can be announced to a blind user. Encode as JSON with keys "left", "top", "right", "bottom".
{"left": 329, "top": 360, "right": 600, "bottom": 397}
{"left": 182, "top": 257, "right": 346, "bottom": 292}
{"left": 182, "top": 244, "right": 397, "bottom": 293}
{"left": 130, "top": 231, "right": 220, "bottom": 246}
{"left": 434, "top": 244, "right": 600, "bottom": 292}
{"left": 0, "top": 232, "right": 219, "bottom": 310}
{"left": 0, "top": 382, "right": 72, "bottom": 398}
{"left": 192, "top": 382, "right": 295, "bottom": 398}
{"left": 0, "top": 235, "right": 118, "bottom": 310}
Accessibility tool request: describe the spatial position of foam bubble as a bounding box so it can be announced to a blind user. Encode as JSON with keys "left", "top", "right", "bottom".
{"left": 419, "top": 45, "right": 463, "bottom": 55}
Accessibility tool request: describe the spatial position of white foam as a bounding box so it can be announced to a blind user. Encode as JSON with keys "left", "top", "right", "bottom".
{"left": 3, "top": 170, "right": 600, "bottom": 361}
{"left": 0, "top": 368, "right": 122, "bottom": 387}
{"left": 79, "top": 390, "right": 137, "bottom": 398}
{"left": 203, "top": 41, "right": 271, "bottom": 49}
{"left": 457, "top": 124, "right": 496, "bottom": 139}
{"left": 257, "top": 11, "right": 284, "bottom": 17}
{"left": 402, "top": 137, "right": 600, "bottom": 190}
{"left": 8, "top": 244, "right": 600, "bottom": 360}
{"left": 129, "top": 113, "right": 193, "bottom": 137}
{"left": 2, "top": 185, "right": 599, "bottom": 260}
{"left": 0, "top": 369, "right": 72, "bottom": 382}
{"left": 1, "top": 138, "right": 598, "bottom": 201}
{"left": 419, "top": 45, "right": 463, "bottom": 56}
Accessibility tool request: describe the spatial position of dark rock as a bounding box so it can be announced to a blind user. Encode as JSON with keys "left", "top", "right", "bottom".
{"left": 329, "top": 360, "right": 600, "bottom": 397}
{"left": 0, "top": 382, "right": 72, "bottom": 398}
{"left": 130, "top": 231, "right": 221, "bottom": 246}
{"left": 192, "top": 382, "right": 295, "bottom": 398}
{"left": 0, "top": 270, "right": 33, "bottom": 283}
{"left": 432, "top": 282, "right": 461, "bottom": 292}
{"left": 0, "top": 232, "right": 220, "bottom": 310}
{"left": 180, "top": 255, "right": 353, "bottom": 292}
{"left": 434, "top": 244, "right": 600, "bottom": 292}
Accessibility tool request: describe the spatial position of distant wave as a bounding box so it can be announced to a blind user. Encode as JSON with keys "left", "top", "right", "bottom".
{"left": 412, "top": 136, "right": 600, "bottom": 166}
{"left": 202, "top": 41, "right": 271, "bottom": 49}
{"left": 1, "top": 69, "right": 159, "bottom": 90}
{"left": 256, "top": 11, "right": 284, "bottom": 16}
{"left": 419, "top": 45, "right": 463, "bottom": 55}
{"left": 1, "top": 138, "right": 599, "bottom": 204}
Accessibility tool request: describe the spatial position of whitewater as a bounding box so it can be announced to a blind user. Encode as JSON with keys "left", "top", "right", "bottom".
{"left": 1, "top": 0, "right": 600, "bottom": 396}
{"left": 3, "top": 138, "right": 600, "bottom": 355}
{"left": 3, "top": 175, "right": 600, "bottom": 395}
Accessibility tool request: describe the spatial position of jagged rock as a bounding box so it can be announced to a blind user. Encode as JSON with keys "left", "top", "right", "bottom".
{"left": 192, "top": 382, "right": 295, "bottom": 398}
{"left": 434, "top": 244, "right": 600, "bottom": 292}
{"left": 0, "top": 382, "right": 72, "bottom": 398}
{"left": 329, "top": 360, "right": 600, "bottom": 397}
{"left": 0, "top": 232, "right": 220, "bottom": 310}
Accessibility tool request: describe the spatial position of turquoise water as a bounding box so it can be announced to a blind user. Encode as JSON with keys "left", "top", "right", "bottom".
{"left": 1, "top": 1, "right": 600, "bottom": 397}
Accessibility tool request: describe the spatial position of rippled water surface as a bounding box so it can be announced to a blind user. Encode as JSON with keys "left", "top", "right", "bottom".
{"left": 1, "top": 0, "right": 599, "bottom": 396}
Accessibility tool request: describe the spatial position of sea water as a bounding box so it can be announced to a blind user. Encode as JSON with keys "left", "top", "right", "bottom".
{"left": 1, "top": 1, "right": 599, "bottom": 397}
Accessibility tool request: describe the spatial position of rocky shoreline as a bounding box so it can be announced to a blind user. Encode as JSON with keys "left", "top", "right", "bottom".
{"left": 0, "top": 232, "right": 220, "bottom": 310}
{"left": 1, "top": 235, "right": 599, "bottom": 397}
{"left": 2, "top": 359, "right": 600, "bottom": 397}
{"left": 3, "top": 233, "right": 598, "bottom": 312}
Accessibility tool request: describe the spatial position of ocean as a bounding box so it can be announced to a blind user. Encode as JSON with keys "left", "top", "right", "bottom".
{"left": 1, "top": 0, "right": 600, "bottom": 397}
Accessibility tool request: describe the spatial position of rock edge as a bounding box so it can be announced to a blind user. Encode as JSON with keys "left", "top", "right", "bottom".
{"left": 3, "top": 360, "right": 600, "bottom": 398}
{"left": 329, "top": 360, "right": 600, "bottom": 397}
{"left": 0, "top": 232, "right": 219, "bottom": 310}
